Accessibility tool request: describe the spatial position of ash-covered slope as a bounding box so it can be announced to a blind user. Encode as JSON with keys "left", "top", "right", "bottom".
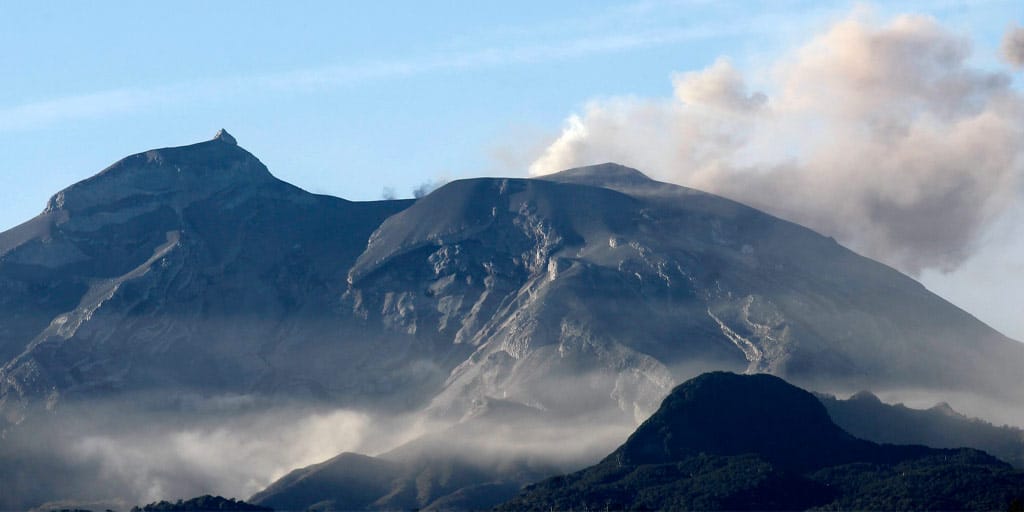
{"left": 544, "top": 164, "right": 1024, "bottom": 401}
{"left": 345, "top": 176, "right": 720, "bottom": 421}
{"left": 500, "top": 372, "right": 1024, "bottom": 511}
{"left": 0, "top": 130, "right": 417, "bottom": 427}
{"left": 346, "top": 162, "right": 1024, "bottom": 422}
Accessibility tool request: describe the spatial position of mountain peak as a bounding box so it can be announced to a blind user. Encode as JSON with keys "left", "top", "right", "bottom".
{"left": 43, "top": 133, "right": 274, "bottom": 215}
{"left": 212, "top": 128, "right": 237, "bottom": 145}
{"left": 849, "top": 390, "right": 883, "bottom": 404}
{"left": 612, "top": 372, "right": 867, "bottom": 471}
{"left": 538, "top": 162, "right": 656, "bottom": 188}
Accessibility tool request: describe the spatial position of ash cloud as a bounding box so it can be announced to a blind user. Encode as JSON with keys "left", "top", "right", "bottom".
{"left": 1003, "top": 24, "right": 1024, "bottom": 69}
{"left": 413, "top": 178, "right": 448, "bottom": 199}
{"left": 531, "top": 13, "right": 1024, "bottom": 275}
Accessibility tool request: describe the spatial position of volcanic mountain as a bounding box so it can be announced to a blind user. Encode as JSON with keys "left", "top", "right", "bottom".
{"left": 3, "top": 130, "right": 1024, "bottom": 425}
{"left": 0, "top": 130, "right": 421, "bottom": 425}
{"left": 1, "top": 132, "right": 1024, "bottom": 507}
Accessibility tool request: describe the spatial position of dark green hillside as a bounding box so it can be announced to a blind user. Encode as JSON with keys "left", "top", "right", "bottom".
{"left": 499, "top": 372, "right": 1024, "bottom": 511}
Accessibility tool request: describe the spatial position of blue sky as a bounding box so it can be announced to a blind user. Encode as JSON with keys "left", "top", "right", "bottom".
{"left": 2, "top": 0, "right": 1023, "bottom": 337}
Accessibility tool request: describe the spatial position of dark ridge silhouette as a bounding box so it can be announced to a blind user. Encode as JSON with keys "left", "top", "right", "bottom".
{"left": 500, "top": 372, "right": 1024, "bottom": 511}
{"left": 131, "top": 494, "right": 270, "bottom": 511}
{"left": 819, "top": 390, "right": 1024, "bottom": 468}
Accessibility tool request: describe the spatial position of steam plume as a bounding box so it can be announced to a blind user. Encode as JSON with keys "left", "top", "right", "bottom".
{"left": 531, "top": 13, "right": 1024, "bottom": 275}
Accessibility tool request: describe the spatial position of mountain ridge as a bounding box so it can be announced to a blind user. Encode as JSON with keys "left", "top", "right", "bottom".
{"left": 2, "top": 133, "right": 1024, "bottom": 508}
{"left": 4, "top": 132, "right": 1024, "bottom": 423}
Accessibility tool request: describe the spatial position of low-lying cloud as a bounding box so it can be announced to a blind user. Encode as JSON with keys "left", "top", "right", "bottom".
{"left": 531, "top": 13, "right": 1024, "bottom": 275}
{"left": 0, "top": 395, "right": 421, "bottom": 509}
{"left": 70, "top": 408, "right": 373, "bottom": 502}
{"left": 0, "top": 390, "right": 640, "bottom": 509}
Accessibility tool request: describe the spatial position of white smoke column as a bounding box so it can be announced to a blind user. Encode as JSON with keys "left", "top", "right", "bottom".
{"left": 531, "top": 13, "right": 1024, "bottom": 275}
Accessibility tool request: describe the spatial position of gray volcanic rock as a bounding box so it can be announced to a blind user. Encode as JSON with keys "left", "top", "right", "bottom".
{"left": 346, "top": 162, "right": 1024, "bottom": 422}
{"left": 5, "top": 145, "right": 1020, "bottom": 428}
{"left": 346, "top": 177, "right": 698, "bottom": 421}
{"left": 0, "top": 132, "right": 417, "bottom": 427}
{"left": 546, "top": 164, "right": 1024, "bottom": 402}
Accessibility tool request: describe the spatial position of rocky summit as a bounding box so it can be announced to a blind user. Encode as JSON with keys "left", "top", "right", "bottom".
{"left": 0, "top": 132, "right": 415, "bottom": 428}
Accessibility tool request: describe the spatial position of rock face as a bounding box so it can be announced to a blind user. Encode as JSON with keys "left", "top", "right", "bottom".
{"left": 0, "top": 133, "right": 417, "bottom": 426}
{"left": 499, "top": 372, "right": 1024, "bottom": 511}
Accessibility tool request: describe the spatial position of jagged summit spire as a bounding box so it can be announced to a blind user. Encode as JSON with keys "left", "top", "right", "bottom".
{"left": 213, "top": 128, "right": 237, "bottom": 145}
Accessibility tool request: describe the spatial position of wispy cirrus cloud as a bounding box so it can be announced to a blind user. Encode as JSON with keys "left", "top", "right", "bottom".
{"left": 0, "top": 15, "right": 758, "bottom": 133}
{"left": 2, "top": 0, "right": 947, "bottom": 133}
{"left": 0, "top": 88, "right": 173, "bottom": 132}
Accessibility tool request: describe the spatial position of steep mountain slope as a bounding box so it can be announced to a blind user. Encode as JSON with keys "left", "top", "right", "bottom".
{"left": 0, "top": 130, "right": 419, "bottom": 428}
{"left": 500, "top": 372, "right": 1024, "bottom": 511}
{"left": 345, "top": 176, "right": 724, "bottom": 422}
{"left": 545, "top": 164, "right": 1024, "bottom": 402}
{"left": 347, "top": 162, "right": 1024, "bottom": 422}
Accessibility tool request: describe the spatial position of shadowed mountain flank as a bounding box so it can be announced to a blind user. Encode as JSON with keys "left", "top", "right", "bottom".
{"left": 820, "top": 390, "right": 1024, "bottom": 468}
{"left": 0, "top": 132, "right": 418, "bottom": 428}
